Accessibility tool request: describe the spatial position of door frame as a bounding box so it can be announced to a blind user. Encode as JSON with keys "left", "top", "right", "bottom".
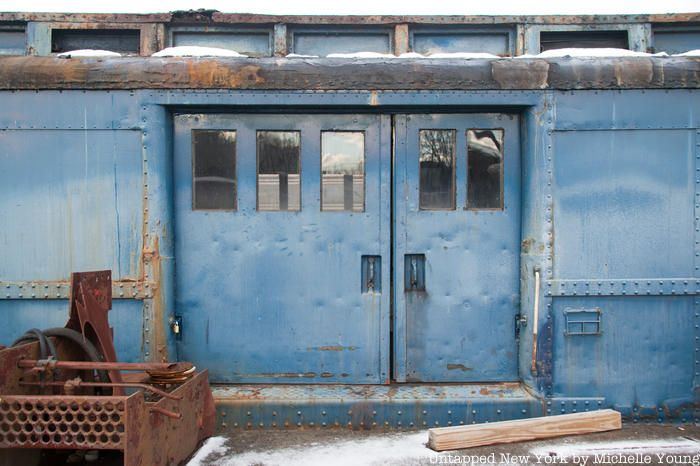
{"left": 391, "top": 112, "right": 523, "bottom": 383}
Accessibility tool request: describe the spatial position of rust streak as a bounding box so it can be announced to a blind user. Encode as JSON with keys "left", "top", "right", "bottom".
{"left": 308, "top": 345, "right": 358, "bottom": 351}
{"left": 446, "top": 363, "right": 472, "bottom": 371}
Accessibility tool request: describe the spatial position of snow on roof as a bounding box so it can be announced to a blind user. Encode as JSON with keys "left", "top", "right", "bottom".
{"left": 56, "top": 49, "right": 122, "bottom": 58}
{"left": 674, "top": 49, "right": 700, "bottom": 57}
{"left": 326, "top": 52, "right": 397, "bottom": 58}
{"left": 324, "top": 51, "right": 501, "bottom": 59}
{"left": 285, "top": 53, "right": 320, "bottom": 58}
{"left": 518, "top": 48, "right": 661, "bottom": 58}
{"left": 152, "top": 46, "right": 248, "bottom": 57}
{"left": 422, "top": 52, "right": 501, "bottom": 59}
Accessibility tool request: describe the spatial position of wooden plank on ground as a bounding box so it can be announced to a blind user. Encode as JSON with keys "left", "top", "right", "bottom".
{"left": 428, "top": 409, "right": 621, "bottom": 451}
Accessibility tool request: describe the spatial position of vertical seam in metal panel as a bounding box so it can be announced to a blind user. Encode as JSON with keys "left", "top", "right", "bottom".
{"left": 543, "top": 93, "right": 555, "bottom": 399}
{"left": 694, "top": 127, "right": 700, "bottom": 414}
{"left": 140, "top": 102, "right": 154, "bottom": 362}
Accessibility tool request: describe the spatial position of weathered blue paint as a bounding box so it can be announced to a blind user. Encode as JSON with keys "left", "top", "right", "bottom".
{"left": 214, "top": 383, "right": 541, "bottom": 429}
{"left": 0, "top": 129, "right": 143, "bottom": 280}
{"left": 173, "top": 113, "right": 391, "bottom": 383}
{"left": 0, "top": 87, "right": 698, "bottom": 426}
{"left": 394, "top": 114, "right": 521, "bottom": 382}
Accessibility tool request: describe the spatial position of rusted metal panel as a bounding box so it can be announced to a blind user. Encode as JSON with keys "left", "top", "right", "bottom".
{"left": 0, "top": 56, "right": 697, "bottom": 90}
{"left": 393, "top": 23, "right": 409, "bottom": 55}
{"left": 0, "top": 12, "right": 699, "bottom": 26}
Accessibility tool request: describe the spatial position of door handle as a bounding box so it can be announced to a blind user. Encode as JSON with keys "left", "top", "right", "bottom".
{"left": 404, "top": 254, "right": 425, "bottom": 291}
{"left": 362, "top": 256, "right": 381, "bottom": 293}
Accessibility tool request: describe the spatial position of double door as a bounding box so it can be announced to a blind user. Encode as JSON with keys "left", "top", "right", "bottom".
{"left": 173, "top": 113, "right": 520, "bottom": 383}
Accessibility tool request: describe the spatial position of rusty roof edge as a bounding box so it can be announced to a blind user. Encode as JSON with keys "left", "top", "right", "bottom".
{"left": 0, "top": 56, "right": 697, "bottom": 91}
{"left": 0, "top": 11, "right": 699, "bottom": 25}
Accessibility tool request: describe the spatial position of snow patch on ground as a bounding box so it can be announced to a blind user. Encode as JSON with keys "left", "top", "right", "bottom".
{"left": 187, "top": 436, "right": 230, "bottom": 466}
{"left": 152, "top": 46, "right": 248, "bottom": 57}
{"left": 208, "top": 432, "right": 434, "bottom": 466}
{"left": 675, "top": 49, "right": 700, "bottom": 57}
{"left": 530, "top": 437, "right": 700, "bottom": 457}
{"left": 56, "top": 49, "right": 122, "bottom": 58}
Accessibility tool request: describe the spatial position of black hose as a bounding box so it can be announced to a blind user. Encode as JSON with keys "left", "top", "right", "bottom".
{"left": 12, "top": 327, "right": 108, "bottom": 385}
{"left": 16, "top": 328, "right": 49, "bottom": 360}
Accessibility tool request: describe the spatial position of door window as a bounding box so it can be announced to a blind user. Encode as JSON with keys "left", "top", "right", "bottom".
{"left": 257, "top": 131, "right": 301, "bottom": 211}
{"left": 192, "top": 130, "right": 237, "bottom": 211}
{"left": 467, "top": 129, "right": 504, "bottom": 210}
{"left": 321, "top": 131, "right": 365, "bottom": 212}
{"left": 418, "top": 129, "right": 456, "bottom": 210}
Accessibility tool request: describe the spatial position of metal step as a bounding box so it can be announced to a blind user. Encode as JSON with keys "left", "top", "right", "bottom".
{"left": 212, "top": 383, "right": 544, "bottom": 430}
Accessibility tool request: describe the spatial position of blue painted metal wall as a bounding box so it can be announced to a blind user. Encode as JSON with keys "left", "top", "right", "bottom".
{"left": 0, "top": 88, "right": 697, "bottom": 419}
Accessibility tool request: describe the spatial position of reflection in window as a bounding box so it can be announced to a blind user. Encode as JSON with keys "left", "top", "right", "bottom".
{"left": 467, "top": 129, "right": 504, "bottom": 210}
{"left": 257, "top": 131, "right": 301, "bottom": 211}
{"left": 321, "top": 132, "right": 365, "bottom": 212}
{"left": 192, "top": 130, "right": 236, "bottom": 210}
{"left": 419, "top": 129, "right": 456, "bottom": 210}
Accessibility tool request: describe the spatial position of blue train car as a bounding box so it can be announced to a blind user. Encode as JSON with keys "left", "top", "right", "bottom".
{"left": 1, "top": 11, "right": 700, "bottom": 429}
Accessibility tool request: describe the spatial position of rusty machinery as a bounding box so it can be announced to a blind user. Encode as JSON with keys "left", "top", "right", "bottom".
{"left": 0, "top": 271, "right": 215, "bottom": 465}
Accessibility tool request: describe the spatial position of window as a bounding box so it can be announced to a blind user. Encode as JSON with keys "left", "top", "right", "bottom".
{"left": 0, "top": 28, "right": 25, "bottom": 56}
{"left": 321, "top": 131, "right": 365, "bottom": 212}
{"left": 419, "top": 129, "right": 456, "bottom": 210}
{"left": 51, "top": 29, "right": 141, "bottom": 54}
{"left": 257, "top": 131, "right": 301, "bottom": 211}
{"left": 539, "top": 31, "right": 628, "bottom": 52}
{"left": 192, "top": 130, "right": 237, "bottom": 210}
{"left": 467, "top": 129, "right": 503, "bottom": 210}
{"left": 290, "top": 27, "right": 392, "bottom": 56}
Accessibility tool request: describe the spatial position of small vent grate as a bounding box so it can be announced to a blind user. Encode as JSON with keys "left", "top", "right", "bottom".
{"left": 564, "top": 308, "right": 602, "bottom": 336}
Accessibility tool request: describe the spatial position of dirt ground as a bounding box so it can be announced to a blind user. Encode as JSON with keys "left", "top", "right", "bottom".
{"left": 186, "top": 423, "right": 700, "bottom": 465}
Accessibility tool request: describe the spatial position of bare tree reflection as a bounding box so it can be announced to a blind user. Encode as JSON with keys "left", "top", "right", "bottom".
{"left": 419, "top": 129, "right": 455, "bottom": 210}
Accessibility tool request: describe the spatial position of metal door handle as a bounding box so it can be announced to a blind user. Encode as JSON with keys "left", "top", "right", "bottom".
{"left": 404, "top": 254, "right": 425, "bottom": 291}
{"left": 361, "top": 256, "right": 381, "bottom": 293}
{"left": 410, "top": 258, "right": 418, "bottom": 288}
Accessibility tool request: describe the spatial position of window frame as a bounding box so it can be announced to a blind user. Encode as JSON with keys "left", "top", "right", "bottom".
{"left": 418, "top": 128, "right": 457, "bottom": 211}
{"left": 465, "top": 127, "right": 505, "bottom": 211}
{"left": 320, "top": 130, "right": 366, "bottom": 213}
{"left": 255, "top": 129, "right": 303, "bottom": 212}
{"left": 191, "top": 129, "right": 238, "bottom": 212}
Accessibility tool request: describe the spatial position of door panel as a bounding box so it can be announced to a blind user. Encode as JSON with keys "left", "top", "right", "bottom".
{"left": 174, "top": 114, "right": 391, "bottom": 384}
{"left": 394, "top": 114, "right": 521, "bottom": 382}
